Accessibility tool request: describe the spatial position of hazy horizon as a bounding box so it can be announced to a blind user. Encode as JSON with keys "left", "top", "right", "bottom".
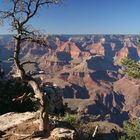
{"left": 1, "top": 34, "right": 140, "bottom": 36}
{"left": 0, "top": 0, "right": 140, "bottom": 34}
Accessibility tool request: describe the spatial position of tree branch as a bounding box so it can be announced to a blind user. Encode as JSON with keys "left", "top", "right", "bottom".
{"left": 92, "top": 125, "right": 98, "bottom": 138}
{"left": 12, "top": 92, "right": 33, "bottom": 103}
{"left": 39, "top": 0, "right": 58, "bottom": 5}
{"left": 21, "top": 61, "right": 37, "bottom": 66}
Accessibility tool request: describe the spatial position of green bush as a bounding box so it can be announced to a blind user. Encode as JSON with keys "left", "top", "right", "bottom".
{"left": 119, "top": 119, "right": 140, "bottom": 140}
{"left": 121, "top": 57, "right": 140, "bottom": 79}
{"left": 62, "top": 113, "right": 78, "bottom": 124}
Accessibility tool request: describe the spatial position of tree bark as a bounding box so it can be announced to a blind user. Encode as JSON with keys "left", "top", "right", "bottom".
{"left": 39, "top": 95, "right": 49, "bottom": 131}
{"left": 28, "top": 81, "right": 50, "bottom": 132}
{"left": 14, "top": 35, "right": 49, "bottom": 132}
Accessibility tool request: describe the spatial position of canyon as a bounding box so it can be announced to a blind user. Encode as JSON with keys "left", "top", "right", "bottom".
{"left": 0, "top": 34, "right": 140, "bottom": 125}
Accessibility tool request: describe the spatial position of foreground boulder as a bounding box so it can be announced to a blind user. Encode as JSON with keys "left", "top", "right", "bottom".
{"left": 0, "top": 112, "right": 38, "bottom": 131}
{"left": 51, "top": 127, "right": 77, "bottom": 140}
{"left": 49, "top": 120, "right": 78, "bottom": 140}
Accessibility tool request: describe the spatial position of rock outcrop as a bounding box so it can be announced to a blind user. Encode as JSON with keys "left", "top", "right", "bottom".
{"left": 51, "top": 127, "right": 77, "bottom": 140}
{"left": 0, "top": 112, "right": 38, "bottom": 131}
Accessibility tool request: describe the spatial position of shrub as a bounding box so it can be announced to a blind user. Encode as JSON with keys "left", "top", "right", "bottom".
{"left": 119, "top": 119, "right": 140, "bottom": 140}
{"left": 121, "top": 57, "right": 140, "bottom": 79}
{"left": 62, "top": 113, "right": 78, "bottom": 124}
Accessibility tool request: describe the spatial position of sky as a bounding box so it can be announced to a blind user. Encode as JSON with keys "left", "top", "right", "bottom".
{"left": 0, "top": 0, "right": 140, "bottom": 34}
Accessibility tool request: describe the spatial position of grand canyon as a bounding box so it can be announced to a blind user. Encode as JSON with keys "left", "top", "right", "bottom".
{"left": 0, "top": 34, "right": 140, "bottom": 126}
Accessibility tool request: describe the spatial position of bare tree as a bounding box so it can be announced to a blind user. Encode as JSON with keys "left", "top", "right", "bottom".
{"left": 0, "top": 0, "right": 60, "bottom": 133}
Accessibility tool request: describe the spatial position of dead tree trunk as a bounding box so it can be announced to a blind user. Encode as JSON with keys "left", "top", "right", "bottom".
{"left": 14, "top": 34, "right": 49, "bottom": 132}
